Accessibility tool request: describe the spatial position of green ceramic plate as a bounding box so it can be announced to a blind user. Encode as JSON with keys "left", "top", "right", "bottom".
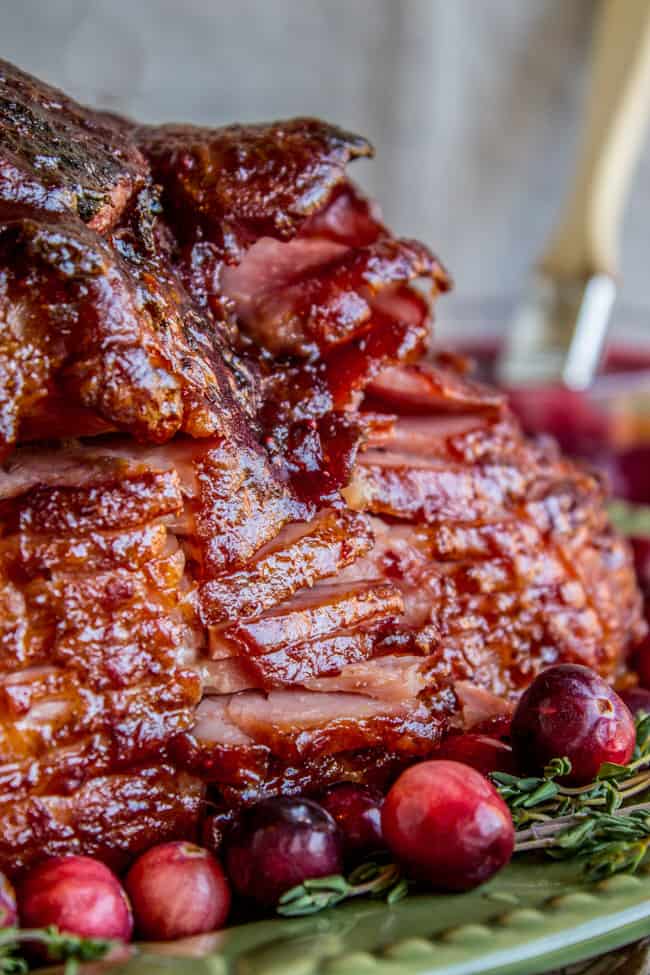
{"left": 111, "top": 858, "right": 650, "bottom": 975}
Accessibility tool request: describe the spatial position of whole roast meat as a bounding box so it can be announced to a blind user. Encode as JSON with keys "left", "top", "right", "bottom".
{"left": 0, "top": 60, "right": 643, "bottom": 876}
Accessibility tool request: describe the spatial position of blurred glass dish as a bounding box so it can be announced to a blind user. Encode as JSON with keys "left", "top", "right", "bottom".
{"left": 438, "top": 300, "right": 650, "bottom": 504}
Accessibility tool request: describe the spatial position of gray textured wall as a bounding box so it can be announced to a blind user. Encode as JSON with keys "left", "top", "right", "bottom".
{"left": 1, "top": 0, "right": 648, "bottom": 339}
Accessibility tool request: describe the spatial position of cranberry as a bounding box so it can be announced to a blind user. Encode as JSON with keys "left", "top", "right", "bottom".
{"left": 631, "top": 537, "right": 650, "bottom": 595}
{"left": 125, "top": 842, "right": 230, "bottom": 940}
{"left": 633, "top": 632, "right": 650, "bottom": 689}
{"left": 225, "top": 797, "right": 343, "bottom": 907}
{"left": 382, "top": 760, "right": 514, "bottom": 892}
{"left": 619, "top": 685, "right": 650, "bottom": 718}
{"left": 511, "top": 664, "right": 635, "bottom": 784}
{"left": 436, "top": 734, "right": 516, "bottom": 776}
{"left": 18, "top": 856, "right": 133, "bottom": 942}
{"left": 0, "top": 873, "right": 17, "bottom": 926}
{"left": 319, "top": 783, "right": 384, "bottom": 859}
{"left": 613, "top": 448, "right": 650, "bottom": 505}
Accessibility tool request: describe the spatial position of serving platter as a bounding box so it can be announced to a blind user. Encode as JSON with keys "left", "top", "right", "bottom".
{"left": 112, "top": 859, "right": 650, "bottom": 975}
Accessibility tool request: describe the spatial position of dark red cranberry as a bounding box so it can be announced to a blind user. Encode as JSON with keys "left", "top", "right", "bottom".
{"left": 225, "top": 797, "right": 343, "bottom": 907}
{"left": 511, "top": 664, "right": 635, "bottom": 784}
{"left": 612, "top": 448, "right": 650, "bottom": 505}
{"left": 631, "top": 537, "right": 650, "bottom": 595}
{"left": 633, "top": 632, "right": 650, "bottom": 689}
{"left": 619, "top": 685, "right": 650, "bottom": 718}
{"left": 318, "top": 783, "right": 384, "bottom": 859}
{"left": 436, "top": 734, "right": 516, "bottom": 776}
{"left": 0, "top": 872, "right": 17, "bottom": 926}
{"left": 18, "top": 856, "right": 133, "bottom": 942}
{"left": 382, "top": 760, "right": 514, "bottom": 892}
{"left": 125, "top": 842, "right": 230, "bottom": 940}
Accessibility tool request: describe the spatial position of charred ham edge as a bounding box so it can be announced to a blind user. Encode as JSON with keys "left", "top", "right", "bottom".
{"left": 0, "top": 62, "right": 456, "bottom": 455}
{"left": 0, "top": 59, "right": 147, "bottom": 229}
{"left": 137, "top": 118, "right": 374, "bottom": 257}
{"left": 0, "top": 208, "right": 248, "bottom": 454}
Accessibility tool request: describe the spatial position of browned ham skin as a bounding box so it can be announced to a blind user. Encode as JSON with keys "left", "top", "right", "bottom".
{"left": 0, "top": 60, "right": 644, "bottom": 877}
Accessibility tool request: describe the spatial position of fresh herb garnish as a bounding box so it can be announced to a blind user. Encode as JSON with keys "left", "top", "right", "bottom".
{"left": 277, "top": 860, "right": 407, "bottom": 916}
{"left": 276, "top": 713, "right": 650, "bottom": 917}
{"left": 608, "top": 499, "right": 650, "bottom": 538}
{"left": 0, "top": 926, "right": 112, "bottom": 974}
{"left": 493, "top": 711, "right": 650, "bottom": 879}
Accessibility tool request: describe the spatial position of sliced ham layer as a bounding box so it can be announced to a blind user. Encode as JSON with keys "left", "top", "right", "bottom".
{"left": 223, "top": 581, "right": 403, "bottom": 656}
{"left": 366, "top": 362, "right": 504, "bottom": 415}
{"left": 200, "top": 509, "right": 372, "bottom": 625}
{"left": 244, "top": 631, "right": 377, "bottom": 687}
{"left": 303, "top": 655, "right": 428, "bottom": 701}
{"left": 225, "top": 236, "right": 437, "bottom": 356}
{"left": 347, "top": 455, "right": 528, "bottom": 522}
{"left": 223, "top": 688, "right": 442, "bottom": 759}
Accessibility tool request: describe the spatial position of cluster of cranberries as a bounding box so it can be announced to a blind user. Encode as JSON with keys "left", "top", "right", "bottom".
{"left": 0, "top": 662, "right": 644, "bottom": 950}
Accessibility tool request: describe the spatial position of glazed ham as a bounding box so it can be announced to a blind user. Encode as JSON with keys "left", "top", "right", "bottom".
{"left": 0, "top": 60, "right": 644, "bottom": 876}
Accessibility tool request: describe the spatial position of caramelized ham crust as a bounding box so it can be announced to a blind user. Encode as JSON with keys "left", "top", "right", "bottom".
{"left": 0, "top": 60, "right": 643, "bottom": 876}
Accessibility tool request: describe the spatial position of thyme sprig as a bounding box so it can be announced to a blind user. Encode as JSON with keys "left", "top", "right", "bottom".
{"left": 277, "top": 860, "right": 407, "bottom": 917}
{"left": 277, "top": 714, "right": 650, "bottom": 917}
{"left": 0, "top": 926, "right": 112, "bottom": 974}
{"left": 493, "top": 712, "right": 650, "bottom": 879}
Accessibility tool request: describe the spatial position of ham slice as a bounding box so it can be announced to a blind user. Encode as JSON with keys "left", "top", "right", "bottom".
{"left": 304, "top": 655, "right": 428, "bottom": 701}
{"left": 367, "top": 361, "right": 504, "bottom": 415}
{"left": 224, "top": 582, "right": 403, "bottom": 656}
{"left": 454, "top": 681, "right": 513, "bottom": 730}
{"left": 200, "top": 509, "right": 372, "bottom": 625}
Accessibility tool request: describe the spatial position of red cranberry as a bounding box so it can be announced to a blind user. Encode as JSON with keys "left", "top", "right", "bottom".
{"left": 0, "top": 873, "right": 17, "bottom": 927}
{"left": 436, "top": 734, "right": 516, "bottom": 776}
{"left": 18, "top": 856, "right": 133, "bottom": 942}
{"left": 225, "top": 797, "right": 343, "bottom": 907}
{"left": 318, "top": 783, "right": 384, "bottom": 859}
{"left": 511, "top": 664, "right": 635, "bottom": 784}
{"left": 631, "top": 537, "right": 650, "bottom": 595}
{"left": 382, "top": 760, "right": 514, "bottom": 892}
{"left": 633, "top": 632, "right": 650, "bottom": 689}
{"left": 613, "top": 449, "right": 650, "bottom": 506}
{"left": 619, "top": 685, "right": 650, "bottom": 718}
{"left": 125, "top": 842, "right": 230, "bottom": 940}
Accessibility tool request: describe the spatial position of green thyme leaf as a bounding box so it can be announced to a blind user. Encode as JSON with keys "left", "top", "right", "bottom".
{"left": 597, "top": 762, "right": 630, "bottom": 780}
{"left": 0, "top": 926, "right": 111, "bottom": 974}
{"left": 499, "top": 714, "right": 650, "bottom": 880}
{"left": 544, "top": 757, "right": 572, "bottom": 779}
{"left": 277, "top": 861, "right": 406, "bottom": 917}
{"left": 607, "top": 500, "right": 650, "bottom": 537}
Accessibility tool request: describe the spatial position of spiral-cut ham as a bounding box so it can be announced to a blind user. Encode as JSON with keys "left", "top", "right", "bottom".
{"left": 0, "top": 59, "right": 644, "bottom": 877}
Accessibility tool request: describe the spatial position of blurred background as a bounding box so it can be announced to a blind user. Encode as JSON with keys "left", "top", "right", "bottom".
{"left": 2, "top": 0, "right": 649, "bottom": 341}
